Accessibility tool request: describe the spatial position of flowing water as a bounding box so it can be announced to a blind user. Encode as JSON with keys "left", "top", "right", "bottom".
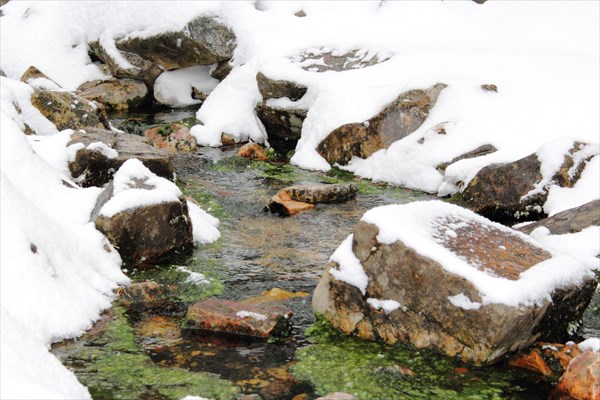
{"left": 51, "top": 107, "right": 598, "bottom": 400}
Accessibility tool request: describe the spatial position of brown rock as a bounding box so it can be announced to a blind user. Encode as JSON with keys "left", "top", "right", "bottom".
{"left": 236, "top": 142, "right": 269, "bottom": 161}
{"left": 268, "top": 191, "right": 315, "bottom": 217}
{"left": 550, "top": 351, "right": 600, "bottom": 400}
{"left": 294, "top": 10, "right": 307, "bottom": 17}
{"left": 256, "top": 72, "right": 307, "bottom": 101}
{"left": 457, "top": 142, "right": 598, "bottom": 224}
{"left": 317, "top": 83, "right": 446, "bottom": 165}
{"left": 88, "top": 40, "right": 162, "bottom": 87}
{"left": 221, "top": 133, "right": 236, "bottom": 146}
{"left": 30, "top": 89, "right": 108, "bottom": 131}
{"left": 77, "top": 79, "right": 148, "bottom": 110}
{"left": 118, "top": 281, "right": 166, "bottom": 311}
{"left": 92, "top": 175, "right": 193, "bottom": 266}
{"left": 509, "top": 342, "right": 582, "bottom": 378}
{"left": 68, "top": 127, "right": 174, "bottom": 187}
{"left": 279, "top": 183, "right": 357, "bottom": 204}
{"left": 144, "top": 123, "right": 197, "bottom": 153}
{"left": 20, "top": 66, "right": 59, "bottom": 87}
{"left": 185, "top": 298, "right": 293, "bottom": 338}
{"left": 481, "top": 84, "right": 498, "bottom": 92}
{"left": 312, "top": 201, "right": 597, "bottom": 365}
{"left": 115, "top": 15, "right": 236, "bottom": 70}
{"left": 241, "top": 288, "right": 310, "bottom": 305}
{"left": 515, "top": 200, "right": 600, "bottom": 235}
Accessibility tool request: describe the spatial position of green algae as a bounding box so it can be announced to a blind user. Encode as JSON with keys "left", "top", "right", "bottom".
{"left": 63, "top": 307, "right": 239, "bottom": 400}
{"left": 292, "top": 318, "right": 537, "bottom": 400}
{"left": 131, "top": 259, "right": 225, "bottom": 304}
{"left": 178, "top": 178, "right": 228, "bottom": 221}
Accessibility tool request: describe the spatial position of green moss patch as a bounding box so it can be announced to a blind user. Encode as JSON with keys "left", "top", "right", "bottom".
{"left": 63, "top": 307, "right": 238, "bottom": 400}
{"left": 292, "top": 318, "right": 536, "bottom": 400}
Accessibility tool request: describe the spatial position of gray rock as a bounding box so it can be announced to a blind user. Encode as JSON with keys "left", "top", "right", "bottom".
{"left": 295, "top": 48, "right": 389, "bottom": 73}
{"left": 77, "top": 79, "right": 148, "bottom": 110}
{"left": 30, "top": 89, "right": 108, "bottom": 131}
{"left": 456, "top": 142, "right": 598, "bottom": 224}
{"left": 88, "top": 40, "right": 163, "bottom": 87}
{"left": 92, "top": 178, "right": 193, "bottom": 266}
{"left": 317, "top": 84, "right": 446, "bottom": 165}
{"left": 256, "top": 72, "right": 307, "bottom": 101}
{"left": 313, "top": 202, "right": 597, "bottom": 365}
{"left": 115, "top": 15, "right": 236, "bottom": 70}
{"left": 210, "top": 59, "right": 234, "bottom": 81}
{"left": 437, "top": 144, "right": 498, "bottom": 173}
{"left": 279, "top": 183, "right": 357, "bottom": 204}
{"left": 515, "top": 200, "right": 600, "bottom": 235}
{"left": 256, "top": 102, "right": 307, "bottom": 152}
{"left": 68, "top": 127, "right": 174, "bottom": 187}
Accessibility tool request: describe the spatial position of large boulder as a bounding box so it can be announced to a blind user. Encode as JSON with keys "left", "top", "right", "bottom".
{"left": 515, "top": 200, "right": 600, "bottom": 235}
{"left": 77, "top": 79, "right": 148, "bottom": 110}
{"left": 88, "top": 40, "right": 163, "bottom": 87}
{"left": 68, "top": 127, "right": 174, "bottom": 187}
{"left": 256, "top": 71, "right": 307, "bottom": 101}
{"left": 312, "top": 201, "right": 597, "bottom": 365}
{"left": 184, "top": 298, "right": 293, "bottom": 338}
{"left": 457, "top": 140, "right": 599, "bottom": 224}
{"left": 115, "top": 15, "right": 236, "bottom": 70}
{"left": 317, "top": 84, "right": 446, "bottom": 165}
{"left": 30, "top": 89, "right": 108, "bottom": 131}
{"left": 91, "top": 159, "right": 193, "bottom": 266}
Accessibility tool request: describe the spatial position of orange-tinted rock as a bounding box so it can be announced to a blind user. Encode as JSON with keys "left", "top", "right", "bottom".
{"left": 236, "top": 142, "right": 269, "bottom": 161}
{"left": 118, "top": 281, "right": 166, "bottom": 311}
{"left": 268, "top": 191, "right": 315, "bottom": 217}
{"left": 221, "top": 134, "right": 236, "bottom": 146}
{"left": 77, "top": 79, "right": 147, "bottom": 110}
{"left": 241, "top": 288, "right": 310, "bottom": 305}
{"left": 185, "top": 298, "right": 293, "bottom": 338}
{"left": 144, "top": 123, "right": 197, "bottom": 153}
{"left": 279, "top": 183, "right": 357, "bottom": 204}
{"left": 509, "top": 342, "right": 582, "bottom": 378}
{"left": 550, "top": 351, "right": 600, "bottom": 400}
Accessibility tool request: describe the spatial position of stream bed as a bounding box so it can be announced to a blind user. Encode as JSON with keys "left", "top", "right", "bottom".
{"left": 51, "top": 107, "right": 598, "bottom": 400}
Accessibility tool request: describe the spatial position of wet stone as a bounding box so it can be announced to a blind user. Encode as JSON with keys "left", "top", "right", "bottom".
{"left": 236, "top": 142, "right": 269, "bottom": 161}
{"left": 550, "top": 350, "right": 600, "bottom": 400}
{"left": 77, "top": 79, "right": 148, "bottom": 110}
{"left": 117, "top": 281, "right": 166, "bottom": 311}
{"left": 144, "top": 123, "right": 198, "bottom": 153}
{"left": 508, "top": 342, "right": 582, "bottom": 378}
{"left": 184, "top": 298, "right": 293, "bottom": 338}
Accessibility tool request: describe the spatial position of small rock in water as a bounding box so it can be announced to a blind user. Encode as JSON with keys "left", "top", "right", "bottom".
{"left": 185, "top": 298, "right": 293, "bottom": 338}
{"left": 236, "top": 142, "right": 269, "bottom": 161}
{"left": 144, "top": 123, "right": 197, "bottom": 153}
{"left": 241, "top": 288, "right": 310, "bottom": 305}
{"left": 268, "top": 191, "right": 315, "bottom": 217}
{"left": 117, "top": 281, "right": 166, "bottom": 311}
{"left": 550, "top": 350, "right": 600, "bottom": 400}
{"left": 268, "top": 183, "right": 357, "bottom": 217}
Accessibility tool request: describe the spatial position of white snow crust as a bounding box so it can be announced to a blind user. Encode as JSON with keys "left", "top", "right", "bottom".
{"left": 366, "top": 298, "right": 402, "bottom": 314}
{"left": 186, "top": 200, "right": 221, "bottom": 244}
{"left": 447, "top": 293, "right": 482, "bottom": 311}
{"left": 578, "top": 338, "right": 600, "bottom": 353}
{"left": 154, "top": 65, "right": 220, "bottom": 108}
{"left": 236, "top": 311, "right": 268, "bottom": 321}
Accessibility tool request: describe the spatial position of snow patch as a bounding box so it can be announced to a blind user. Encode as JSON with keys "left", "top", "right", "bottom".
{"left": 236, "top": 311, "right": 267, "bottom": 321}
{"left": 186, "top": 200, "right": 221, "bottom": 244}
{"left": 329, "top": 234, "right": 368, "bottom": 295}
{"left": 448, "top": 293, "right": 482, "bottom": 310}
{"left": 578, "top": 338, "right": 600, "bottom": 352}
{"left": 176, "top": 266, "right": 209, "bottom": 285}
{"left": 154, "top": 65, "right": 220, "bottom": 108}
{"left": 366, "top": 298, "right": 402, "bottom": 314}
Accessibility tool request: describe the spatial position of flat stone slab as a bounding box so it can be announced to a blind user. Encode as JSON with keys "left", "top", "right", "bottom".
{"left": 268, "top": 183, "right": 356, "bottom": 216}
{"left": 185, "top": 298, "right": 293, "bottom": 338}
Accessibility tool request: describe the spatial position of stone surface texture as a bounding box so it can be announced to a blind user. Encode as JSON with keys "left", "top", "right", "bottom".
{"left": 77, "top": 79, "right": 148, "bottom": 110}
{"left": 515, "top": 200, "right": 600, "bottom": 235}
{"left": 144, "top": 123, "right": 198, "bottom": 153}
{"left": 312, "top": 212, "right": 597, "bottom": 365}
{"left": 30, "top": 89, "right": 108, "bottom": 131}
{"left": 550, "top": 351, "right": 600, "bottom": 400}
{"left": 235, "top": 142, "right": 269, "bottom": 161}
{"left": 317, "top": 84, "right": 446, "bottom": 165}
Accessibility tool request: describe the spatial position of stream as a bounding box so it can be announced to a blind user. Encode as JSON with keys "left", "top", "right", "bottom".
{"left": 51, "top": 106, "right": 599, "bottom": 400}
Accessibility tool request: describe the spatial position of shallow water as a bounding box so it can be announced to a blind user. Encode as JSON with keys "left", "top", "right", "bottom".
{"left": 51, "top": 109, "right": 598, "bottom": 400}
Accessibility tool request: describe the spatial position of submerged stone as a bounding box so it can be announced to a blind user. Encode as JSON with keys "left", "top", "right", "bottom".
{"left": 185, "top": 298, "right": 293, "bottom": 338}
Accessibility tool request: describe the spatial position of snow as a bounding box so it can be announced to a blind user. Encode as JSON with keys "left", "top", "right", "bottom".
{"left": 329, "top": 235, "right": 369, "bottom": 295}
{"left": 176, "top": 266, "right": 209, "bottom": 285}
{"left": 366, "top": 298, "right": 402, "bottom": 314}
{"left": 154, "top": 65, "right": 220, "bottom": 108}
{"left": 236, "top": 311, "right": 268, "bottom": 321}
{"left": 578, "top": 338, "right": 600, "bottom": 353}
{"left": 448, "top": 293, "right": 482, "bottom": 311}
{"left": 99, "top": 159, "right": 183, "bottom": 218}
{"left": 186, "top": 200, "right": 221, "bottom": 244}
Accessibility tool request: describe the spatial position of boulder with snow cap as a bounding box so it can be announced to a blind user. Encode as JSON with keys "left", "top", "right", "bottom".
{"left": 184, "top": 298, "right": 293, "bottom": 338}
{"left": 30, "top": 89, "right": 108, "bottom": 131}
{"left": 77, "top": 79, "right": 148, "bottom": 110}
{"left": 457, "top": 140, "right": 599, "bottom": 224}
{"left": 312, "top": 200, "right": 597, "bottom": 365}
{"left": 515, "top": 200, "right": 600, "bottom": 236}
{"left": 317, "top": 83, "right": 447, "bottom": 165}
{"left": 115, "top": 15, "right": 236, "bottom": 70}
{"left": 68, "top": 127, "right": 174, "bottom": 187}
{"left": 256, "top": 71, "right": 307, "bottom": 102}
{"left": 88, "top": 40, "right": 163, "bottom": 87}
{"left": 91, "top": 159, "right": 193, "bottom": 266}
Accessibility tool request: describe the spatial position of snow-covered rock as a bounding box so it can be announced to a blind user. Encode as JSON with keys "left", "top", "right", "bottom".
{"left": 76, "top": 78, "right": 148, "bottom": 110}
{"left": 115, "top": 15, "right": 236, "bottom": 70}
{"left": 91, "top": 159, "right": 193, "bottom": 266}
{"left": 312, "top": 201, "right": 598, "bottom": 365}
{"left": 515, "top": 200, "right": 599, "bottom": 236}
{"left": 457, "top": 140, "right": 599, "bottom": 223}
{"left": 68, "top": 127, "right": 174, "bottom": 187}
{"left": 317, "top": 84, "right": 446, "bottom": 166}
